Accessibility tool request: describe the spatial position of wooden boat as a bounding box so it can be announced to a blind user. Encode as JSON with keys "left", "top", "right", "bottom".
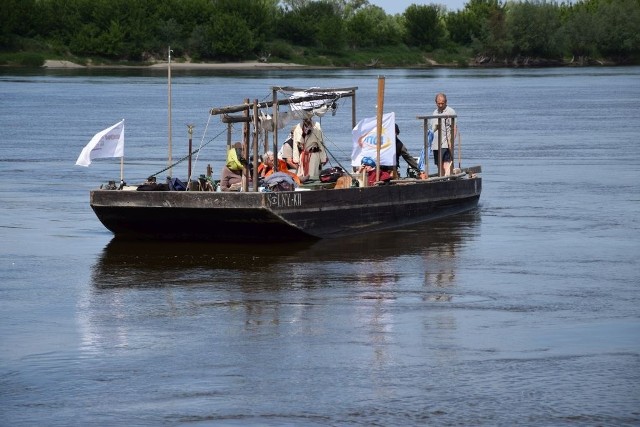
{"left": 88, "top": 77, "right": 481, "bottom": 242}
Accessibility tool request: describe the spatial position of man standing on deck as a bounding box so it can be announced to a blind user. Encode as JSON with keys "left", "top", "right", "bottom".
{"left": 432, "top": 93, "right": 456, "bottom": 176}
{"left": 292, "top": 117, "right": 328, "bottom": 180}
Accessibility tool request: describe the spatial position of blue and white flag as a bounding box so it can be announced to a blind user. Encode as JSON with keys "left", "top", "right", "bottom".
{"left": 75, "top": 119, "right": 124, "bottom": 167}
{"left": 417, "top": 129, "right": 434, "bottom": 171}
{"left": 418, "top": 149, "right": 426, "bottom": 172}
{"left": 351, "top": 112, "right": 395, "bottom": 168}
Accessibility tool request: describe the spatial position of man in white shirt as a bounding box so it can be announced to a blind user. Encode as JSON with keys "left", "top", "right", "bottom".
{"left": 432, "top": 93, "right": 456, "bottom": 176}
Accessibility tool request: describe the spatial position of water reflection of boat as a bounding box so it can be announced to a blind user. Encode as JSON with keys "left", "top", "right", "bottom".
{"left": 90, "top": 211, "right": 480, "bottom": 289}
{"left": 80, "top": 212, "right": 480, "bottom": 365}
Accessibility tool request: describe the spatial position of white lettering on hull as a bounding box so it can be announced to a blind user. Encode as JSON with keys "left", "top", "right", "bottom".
{"left": 267, "top": 192, "right": 302, "bottom": 208}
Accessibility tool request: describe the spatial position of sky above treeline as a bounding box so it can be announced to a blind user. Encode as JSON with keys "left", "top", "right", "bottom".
{"left": 369, "top": 0, "right": 467, "bottom": 14}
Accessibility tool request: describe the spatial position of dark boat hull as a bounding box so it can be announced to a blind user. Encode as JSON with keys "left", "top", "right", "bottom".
{"left": 90, "top": 175, "right": 481, "bottom": 241}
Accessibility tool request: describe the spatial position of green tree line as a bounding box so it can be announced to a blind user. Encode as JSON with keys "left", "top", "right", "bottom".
{"left": 1, "top": 0, "right": 639, "bottom": 66}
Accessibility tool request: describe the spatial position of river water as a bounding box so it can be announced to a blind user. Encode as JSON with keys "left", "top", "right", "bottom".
{"left": 1, "top": 66, "right": 639, "bottom": 426}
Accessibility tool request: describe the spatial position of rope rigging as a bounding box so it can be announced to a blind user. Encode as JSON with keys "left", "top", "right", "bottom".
{"left": 149, "top": 87, "right": 356, "bottom": 183}
{"left": 150, "top": 114, "right": 227, "bottom": 179}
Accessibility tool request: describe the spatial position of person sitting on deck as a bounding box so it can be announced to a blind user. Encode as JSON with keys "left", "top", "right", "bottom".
{"left": 258, "top": 150, "right": 301, "bottom": 185}
{"left": 220, "top": 142, "right": 251, "bottom": 191}
{"left": 277, "top": 128, "right": 299, "bottom": 174}
{"left": 357, "top": 156, "right": 392, "bottom": 187}
{"left": 258, "top": 151, "right": 276, "bottom": 178}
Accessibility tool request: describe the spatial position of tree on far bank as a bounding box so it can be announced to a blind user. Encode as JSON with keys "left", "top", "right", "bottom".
{"left": 507, "top": 1, "right": 565, "bottom": 59}
{"left": 403, "top": 4, "right": 444, "bottom": 50}
{"left": 595, "top": 0, "right": 640, "bottom": 60}
{"left": 563, "top": 5, "right": 599, "bottom": 61}
{"left": 346, "top": 5, "right": 401, "bottom": 48}
{"left": 208, "top": 13, "right": 254, "bottom": 60}
{"left": 277, "top": 0, "right": 346, "bottom": 51}
{"left": 1, "top": 0, "right": 638, "bottom": 66}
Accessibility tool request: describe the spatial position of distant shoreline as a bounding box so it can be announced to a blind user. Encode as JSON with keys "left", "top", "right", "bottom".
{"left": 43, "top": 59, "right": 319, "bottom": 70}
{"left": 41, "top": 58, "right": 621, "bottom": 70}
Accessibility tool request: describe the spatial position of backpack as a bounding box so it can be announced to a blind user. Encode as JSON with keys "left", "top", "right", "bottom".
{"left": 167, "top": 177, "right": 187, "bottom": 191}
{"left": 319, "top": 166, "right": 345, "bottom": 183}
{"left": 263, "top": 172, "right": 296, "bottom": 192}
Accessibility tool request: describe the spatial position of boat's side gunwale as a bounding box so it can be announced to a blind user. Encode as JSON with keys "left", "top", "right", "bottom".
{"left": 89, "top": 174, "right": 481, "bottom": 240}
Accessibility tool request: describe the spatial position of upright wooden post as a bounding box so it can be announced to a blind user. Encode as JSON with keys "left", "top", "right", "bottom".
{"left": 375, "top": 76, "right": 385, "bottom": 182}
{"left": 437, "top": 118, "right": 443, "bottom": 176}
{"left": 120, "top": 157, "right": 124, "bottom": 185}
{"left": 253, "top": 100, "right": 259, "bottom": 192}
{"left": 272, "top": 88, "right": 279, "bottom": 158}
{"left": 167, "top": 46, "right": 173, "bottom": 178}
{"left": 450, "top": 117, "right": 456, "bottom": 174}
{"left": 187, "top": 124, "right": 194, "bottom": 183}
{"left": 242, "top": 98, "right": 250, "bottom": 192}
{"left": 423, "top": 119, "right": 429, "bottom": 177}
{"left": 351, "top": 89, "right": 357, "bottom": 129}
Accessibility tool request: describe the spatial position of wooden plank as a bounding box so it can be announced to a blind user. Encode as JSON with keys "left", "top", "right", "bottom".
{"left": 209, "top": 89, "right": 356, "bottom": 116}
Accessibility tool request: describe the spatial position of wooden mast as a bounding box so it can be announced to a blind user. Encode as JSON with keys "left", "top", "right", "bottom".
{"left": 375, "top": 76, "right": 385, "bottom": 182}
{"left": 167, "top": 46, "right": 173, "bottom": 178}
{"left": 272, "top": 87, "right": 279, "bottom": 163}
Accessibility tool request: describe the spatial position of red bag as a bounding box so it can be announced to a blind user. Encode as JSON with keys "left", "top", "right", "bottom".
{"left": 319, "top": 167, "right": 345, "bottom": 183}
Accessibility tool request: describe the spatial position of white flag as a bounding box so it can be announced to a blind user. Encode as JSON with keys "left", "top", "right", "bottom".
{"left": 351, "top": 112, "right": 396, "bottom": 168}
{"left": 75, "top": 119, "right": 125, "bottom": 167}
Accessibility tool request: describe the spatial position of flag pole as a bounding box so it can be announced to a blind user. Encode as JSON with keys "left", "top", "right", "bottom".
{"left": 120, "top": 117, "right": 125, "bottom": 186}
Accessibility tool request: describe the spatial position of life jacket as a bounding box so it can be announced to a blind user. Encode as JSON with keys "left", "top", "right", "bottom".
{"left": 258, "top": 162, "right": 274, "bottom": 177}
{"left": 262, "top": 159, "right": 301, "bottom": 184}
{"left": 261, "top": 159, "right": 301, "bottom": 184}
{"left": 226, "top": 147, "right": 245, "bottom": 171}
{"left": 278, "top": 159, "right": 301, "bottom": 184}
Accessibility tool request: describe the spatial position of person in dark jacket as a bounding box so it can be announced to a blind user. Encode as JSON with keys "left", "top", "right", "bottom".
{"left": 394, "top": 124, "right": 423, "bottom": 178}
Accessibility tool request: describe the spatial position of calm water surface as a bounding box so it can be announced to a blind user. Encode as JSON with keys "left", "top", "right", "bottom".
{"left": 1, "top": 67, "right": 639, "bottom": 426}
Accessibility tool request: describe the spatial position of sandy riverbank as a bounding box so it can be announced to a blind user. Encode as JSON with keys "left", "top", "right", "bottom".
{"left": 43, "top": 59, "right": 312, "bottom": 70}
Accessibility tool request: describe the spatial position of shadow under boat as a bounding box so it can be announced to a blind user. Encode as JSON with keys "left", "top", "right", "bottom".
{"left": 90, "top": 209, "right": 481, "bottom": 289}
